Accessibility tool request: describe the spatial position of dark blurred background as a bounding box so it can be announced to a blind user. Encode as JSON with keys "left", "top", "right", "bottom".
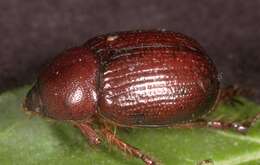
{"left": 0, "top": 0, "right": 260, "bottom": 102}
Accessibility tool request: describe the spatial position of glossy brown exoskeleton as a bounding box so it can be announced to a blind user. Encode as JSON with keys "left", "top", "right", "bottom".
{"left": 24, "top": 30, "right": 249, "bottom": 165}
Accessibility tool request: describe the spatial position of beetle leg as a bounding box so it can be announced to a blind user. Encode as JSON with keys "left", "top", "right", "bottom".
{"left": 197, "top": 159, "right": 214, "bottom": 165}
{"left": 217, "top": 85, "right": 253, "bottom": 106}
{"left": 174, "top": 119, "right": 249, "bottom": 134}
{"left": 192, "top": 111, "right": 260, "bottom": 134}
{"left": 73, "top": 122, "right": 101, "bottom": 146}
{"left": 206, "top": 120, "right": 249, "bottom": 134}
{"left": 100, "top": 127, "right": 157, "bottom": 165}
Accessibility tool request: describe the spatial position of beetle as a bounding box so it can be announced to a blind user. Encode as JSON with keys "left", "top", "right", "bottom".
{"left": 23, "top": 30, "right": 250, "bottom": 165}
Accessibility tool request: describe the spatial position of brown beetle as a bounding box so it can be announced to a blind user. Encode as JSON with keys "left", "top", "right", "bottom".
{"left": 24, "top": 30, "right": 249, "bottom": 165}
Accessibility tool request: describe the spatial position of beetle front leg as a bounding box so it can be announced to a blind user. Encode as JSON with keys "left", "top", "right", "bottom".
{"left": 100, "top": 127, "right": 157, "bottom": 165}
{"left": 73, "top": 122, "right": 102, "bottom": 146}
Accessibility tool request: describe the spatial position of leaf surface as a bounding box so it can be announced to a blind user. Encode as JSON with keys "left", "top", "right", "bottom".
{"left": 0, "top": 86, "right": 260, "bottom": 165}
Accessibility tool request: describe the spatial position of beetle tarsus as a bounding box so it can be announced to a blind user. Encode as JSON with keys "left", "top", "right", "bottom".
{"left": 174, "top": 119, "right": 250, "bottom": 134}
{"left": 206, "top": 112, "right": 260, "bottom": 134}
{"left": 206, "top": 120, "right": 249, "bottom": 134}
{"left": 142, "top": 155, "right": 157, "bottom": 165}
{"left": 198, "top": 159, "right": 214, "bottom": 165}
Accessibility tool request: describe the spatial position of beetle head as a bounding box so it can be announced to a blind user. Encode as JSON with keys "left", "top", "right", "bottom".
{"left": 24, "top": 82, "right": 45, "bottom": 116}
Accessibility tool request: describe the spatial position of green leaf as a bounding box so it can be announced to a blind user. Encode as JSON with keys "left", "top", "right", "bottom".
{"left": 0, "top": 86, "right": 260, "bottom": 165}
